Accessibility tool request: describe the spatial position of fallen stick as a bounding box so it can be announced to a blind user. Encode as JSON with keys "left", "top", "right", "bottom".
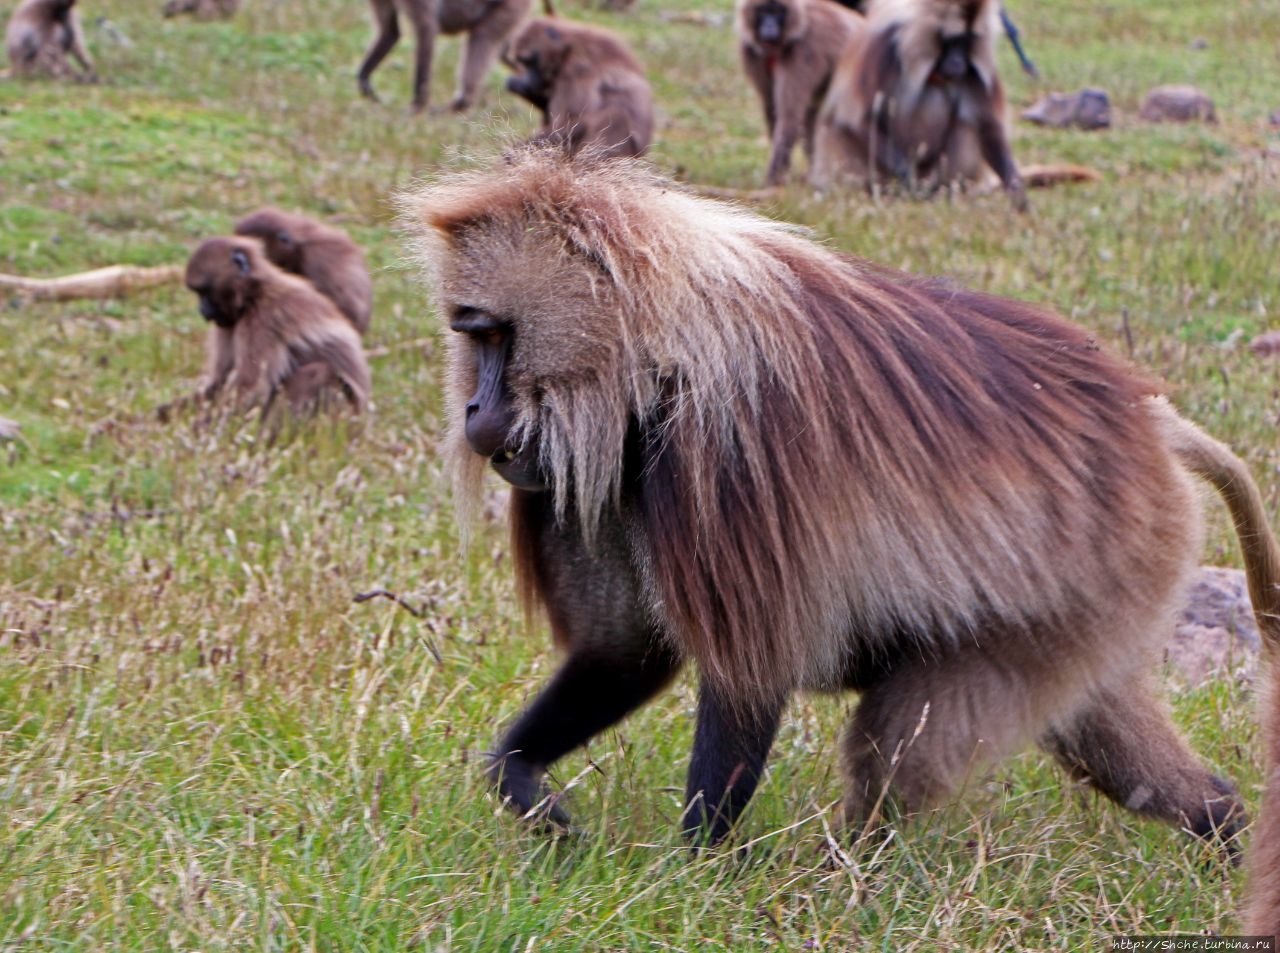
{"left": 0, "top": 264, "right": 184, "bottom": 302}
{"left": 1021, "top": 163, "right": 1103, "bottom": 187}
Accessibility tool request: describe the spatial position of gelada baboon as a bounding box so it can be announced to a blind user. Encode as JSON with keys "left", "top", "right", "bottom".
{"left": 162, "top": 0, "right": 239, "bottom": 19}
{"left": 504, "top": 17, "right": 653, "bottom": 159}
{"left": 828, "top": 0, "right": 1040, "bottom": 77}
{"left": 811, "top": 0, "right": 1027, "bottom": 210}
{"left": 5, "top": 0, "right": 95, "bottom": 81}
{"left": 735, "top": 0, "right": 865, "bottom": 186}
{"left": 234, "top": 207, "right": 374, "bottom": 336}
{"left": 358, "top": 0, "right": 533, "bottom": 112}
{"left": 399, "top": 149, "right": 1280, "bottom": 849}
{"left": 184, "top": 236, "right": 371, "bottom": 416}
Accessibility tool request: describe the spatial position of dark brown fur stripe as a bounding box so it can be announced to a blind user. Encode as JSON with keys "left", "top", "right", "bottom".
{"left": 636, "top": 235, "right": 1166, "bottom": 701}
{"left": 404, "top": 150, "right": 1190, "bottom": 706}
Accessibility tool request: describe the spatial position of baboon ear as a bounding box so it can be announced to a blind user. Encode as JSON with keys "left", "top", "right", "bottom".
{"left": 231, "top": 249, "right": 252, "bottom": 275}
{"left": 424, "top": 204, "right": 493, "bottom": 242}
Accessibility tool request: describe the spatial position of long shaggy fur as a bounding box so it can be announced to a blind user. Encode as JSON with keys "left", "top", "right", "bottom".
{"left": 403, "top": 149, "right": 1203, "bottom": 707}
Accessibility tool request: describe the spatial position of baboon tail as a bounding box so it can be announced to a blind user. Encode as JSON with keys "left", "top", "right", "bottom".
{"left": 1150, "top": 396, "right": 1280, "bottom": 652}
{"left": 1155, "top": 398, "right": 1280, "bottom": 652}
{"left": 1152, "top": 400, "right": 1280, "bottom": 937}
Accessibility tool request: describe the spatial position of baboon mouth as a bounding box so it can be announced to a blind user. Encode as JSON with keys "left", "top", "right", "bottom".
{"left": 490, "top": 445, "right": 547, "bottom": 492}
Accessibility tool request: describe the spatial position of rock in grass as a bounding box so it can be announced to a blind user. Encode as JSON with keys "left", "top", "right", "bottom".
{"left": 1167, "top": 566, "right": 1259, "bottom": 686}
{"left": 1021, "top": 89, "right": 1111, "bottom": 130}
{"left": 1140, "top": 84, "right": 1216, "bottom": 123}
{"left": 1250, "top": 330, "right": 1280, "bottom": 357}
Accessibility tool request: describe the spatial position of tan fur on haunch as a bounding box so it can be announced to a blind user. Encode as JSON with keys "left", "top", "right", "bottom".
{"left": 1152, "top": 403, "right": 1280, "bottom": 934}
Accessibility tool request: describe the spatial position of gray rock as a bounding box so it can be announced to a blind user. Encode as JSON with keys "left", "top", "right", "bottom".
{"left": 1166, "top": 566, "right": 1259, "bottom": 686}
{"left": 1140, "top": 84, "right": 1216, "bottom": 123}
{"left": 1251, "top": 330, "right": 1280, "bottom": 357}
{"left": 1021, "top": 88, "right": 1111, "bottom": 130}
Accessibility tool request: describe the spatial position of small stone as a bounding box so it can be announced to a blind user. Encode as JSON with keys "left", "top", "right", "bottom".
{"left": 1249, "top": 330, "right": 1280, "bottom": 357}
{"left": 1139, "top": 84, "right": 1216, "bottom": 123}
{"left": 1166, "top": 567, "right": 1259, "bottom": 686}
{"left": 1021, "top": 88, "right": 1111, "bottom": 130}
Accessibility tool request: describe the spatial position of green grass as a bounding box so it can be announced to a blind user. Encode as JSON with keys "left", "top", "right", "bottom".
{"left": 2, "top": 0, "right": 1279, "bottom": 948}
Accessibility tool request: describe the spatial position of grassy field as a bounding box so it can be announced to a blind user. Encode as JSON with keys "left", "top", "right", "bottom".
{"left": 2, "top": 0, "right": 1279, "bottom": 948}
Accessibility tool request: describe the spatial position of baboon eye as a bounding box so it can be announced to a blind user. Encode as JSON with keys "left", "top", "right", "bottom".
{"left": 231, "top": 249, "right": 251, "bottom": 274}
{"left": 276, "top": 231, "right": 293, "bottom": 246}
{"left": 451, "top": 308, "right": 511, "bottom": 348}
